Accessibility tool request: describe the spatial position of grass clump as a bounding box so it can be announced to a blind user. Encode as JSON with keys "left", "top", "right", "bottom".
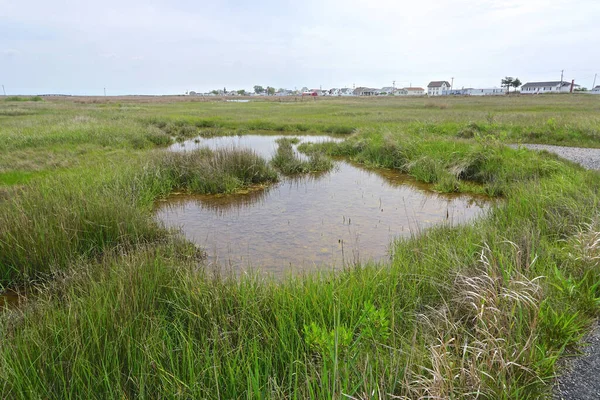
{"left": 159, "top": 148, "right": 278, "bottom": 194}
{"left": 302, "top": 129, "right": 565, "bottom": 196}
{"left": 271, "top": 138, "right": 333, "bottom": 175}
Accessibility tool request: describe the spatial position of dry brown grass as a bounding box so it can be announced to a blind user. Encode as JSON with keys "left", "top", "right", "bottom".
{"left": 405, "top": 243, "right": 543, "bottom": 398}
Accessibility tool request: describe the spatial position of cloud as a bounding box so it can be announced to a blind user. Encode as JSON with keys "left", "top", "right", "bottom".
{"left": 1, "top": 0, "right": 599, "bottom": 94}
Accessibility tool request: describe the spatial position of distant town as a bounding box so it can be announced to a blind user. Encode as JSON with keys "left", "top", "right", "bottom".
{"left": 188, "top": 78, "right": 600, "bottom": 97}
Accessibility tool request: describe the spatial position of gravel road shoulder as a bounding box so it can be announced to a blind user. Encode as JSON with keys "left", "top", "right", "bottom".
{"left": 554, "top": 321, "right": 600, "bottom": 399}
{"left": 512, "top": 144, "right": 600, "bottom": 399}
{"left": 510, "top": 144, "right": 600, "bottom": 170}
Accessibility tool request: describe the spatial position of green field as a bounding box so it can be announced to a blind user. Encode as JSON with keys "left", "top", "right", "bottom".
{"left": 1, "top": 95, "right": 600, "bottom": 398}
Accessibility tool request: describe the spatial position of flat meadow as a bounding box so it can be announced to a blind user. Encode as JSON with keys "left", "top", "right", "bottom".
{"left": 0, "top": 94, "right": 600, "bottom": 398}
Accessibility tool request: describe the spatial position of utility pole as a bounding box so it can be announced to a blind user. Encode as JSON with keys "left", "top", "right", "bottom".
{"left": 104, "top": 87, "right": 106, "bottom": 97}
{"left": 393, "top": 80, "right": 396, "bottom": 91}
{"left": 1, "top": 85, "right": 5, "bottom": 96}
{"left": 593, "top": 73, "right": 597, "bottom": 90}
{"left": 451, "top": 77, "right": 454, "bottom": 91}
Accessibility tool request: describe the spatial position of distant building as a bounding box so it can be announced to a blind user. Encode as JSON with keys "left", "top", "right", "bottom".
{"left": 443, "top": 88, "right": 505, "bottom": 96}
{"left": 404, "top": 87, "right": 425, "bottom": 96}
{"left": 590, "top": 86, "right": 600, "bottom": 95}
{"left": 427, "top": 81, "right": 451, "bottom": 96}
{"left": 469, "top": 88, "right": 505, "bottom": 96}
{"left": 378, "top": 87, "right": 395, "bottom": 95}
{"left": 339, "top": 88, "right": 354, "bottom": 96}
{"left": 393, "top": 88, "right": 409, "bottom": 96}
{"left": 354, "top": 87, "right": 377, "bottom": 96}
{"left": 275, "top": 89, "right": 294, "bottom": 96}
{"left": 441, "top": 88, "right": 470, "bottom": 96}
{"left": 521, "top": 81, "right": 580, "bottom": 94}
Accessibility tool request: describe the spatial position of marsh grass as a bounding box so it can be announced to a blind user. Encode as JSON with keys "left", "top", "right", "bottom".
{"left": 1, "top": 97, "right": 600, "bottom": 398}
{"left": 0, "top": 148, "right": 277, "bottom": 284}
{"left": 271, "top": 138, "right": 334, "bottom": 175}
{"left": 301, "top": 130, "right": 565, "bottom": 196}
{"left": 4, "top": 96, "right": 43, "bottom": 102}
{"left": 2, "top": 170, "right": 599, "bottom": 398}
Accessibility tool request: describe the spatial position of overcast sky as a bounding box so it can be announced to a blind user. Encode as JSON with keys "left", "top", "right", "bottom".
{"left": 1, "top": 0, "right": 598, "bottom": 95}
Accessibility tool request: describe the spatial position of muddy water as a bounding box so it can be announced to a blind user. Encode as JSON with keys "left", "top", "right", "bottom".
{"left": 157, "top": 135, "right": 489, "bottom": 274}
{"left": 0, "top": 289, "right": 21, "bottom": 308}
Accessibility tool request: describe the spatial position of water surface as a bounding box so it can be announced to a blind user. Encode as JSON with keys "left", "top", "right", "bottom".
{"left": 158, "top": 135, "right": 489, "bottom": 274}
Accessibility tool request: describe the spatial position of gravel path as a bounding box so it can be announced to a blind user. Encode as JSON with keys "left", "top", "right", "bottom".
{"left": 512, "top": 144, "right": 600, "bottom": 170}
{"left": 554, "top": 322, "right": 600, "bottom": 400}
{"left": 513, "top": 144, "right": 600, "bottom": 398}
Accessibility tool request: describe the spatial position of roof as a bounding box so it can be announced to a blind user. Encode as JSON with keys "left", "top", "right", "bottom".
{"left": 427, "top": 81, "right": 450, "bottom": 88}
{"left": 522, "top": 81, "right": 579, "bottom": 88}
{"left": 404, "top": 87, "right": 424, "bottom": 91}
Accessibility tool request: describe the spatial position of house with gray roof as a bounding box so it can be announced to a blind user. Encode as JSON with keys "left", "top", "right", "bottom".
{"left": 591, "top": 85, "right": 600, "bottom": 95}
{"left": 521, "top": 81, "right": 580, "bottom": 94}
{"left": 353, "top": 87, "right": 377, "bottom": 96}
{"left": 427, "top": 81, "right": 451, "bottom": 96}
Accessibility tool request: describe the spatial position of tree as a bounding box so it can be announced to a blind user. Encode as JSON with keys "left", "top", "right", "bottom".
{"left": 511, "top": 78, "right": 522, "bottom": 93}
{"left": 267, "top": 86, "right": 275, "bottom": 96}
{"left": 501, "top": 77, "right": 514, "bottom": 94}
{"left": 237, "top": 89, "right": 247, "bottom": 95}
{"left": 253, "top": 85, "right": 265, "bottom": 94}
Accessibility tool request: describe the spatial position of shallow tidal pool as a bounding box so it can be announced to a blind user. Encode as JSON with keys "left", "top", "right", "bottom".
{"left": 156, "top": 135, "right": 489, "bottom": 274}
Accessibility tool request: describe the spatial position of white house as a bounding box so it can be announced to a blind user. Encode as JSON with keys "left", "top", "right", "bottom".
{"left": 339, "top": 88, "right": 354, "bottom": 96}
{"left": 521, "top": 81, "right": 580, "bottom": 94}
{"left": 465, "top": 88, "right": 505, "bottom": 96}
{"left": 590, "top": 86, "right": 600, "bottom": 95}
{"left": 378, "top": 87, "right": 395, "bottom": 95}
{"left": 393, "top": 88, "right": 409, "bottom": 96}
{"left": 329, "top": 88, "right": 341, "bottom": 96}
{"left": 404, "top": 87, "right": 425, "bottom": 96}
{"left": 427, "top": 81, "right": 451, "bottom": 96}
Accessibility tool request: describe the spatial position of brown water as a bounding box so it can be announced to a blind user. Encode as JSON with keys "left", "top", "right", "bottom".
{"left": 157, "top": 135, "right": 489, "bottom": 274}
{"left": 0, "top": 289, "right": 21, "bottom": 309}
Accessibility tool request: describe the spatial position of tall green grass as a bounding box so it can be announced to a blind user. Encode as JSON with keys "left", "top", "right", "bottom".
{"left": 1, "top": 97, "right": 600, "bottom": 398}
{"left": 1, "top": 168, "right": 599, "bottom": 398}
{"left": 271, "top": 138, "right": 334, "bottom": 175}
{"left": 300, "top": 129, "right": 566, "bottom": 195}
{"left": 0, "top": 148, "right": 277, "bottom": 284}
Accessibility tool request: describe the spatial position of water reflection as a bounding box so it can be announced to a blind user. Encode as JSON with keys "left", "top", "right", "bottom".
{"left": 169, "top": 134, "right": 342, "bottom": 160}
{"left": 157, "top": 148, "right": 489, "bottom": 275}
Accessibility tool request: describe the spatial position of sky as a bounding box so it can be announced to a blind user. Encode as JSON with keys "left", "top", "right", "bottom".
{"left": 1, "top": 0, "right": 599, "bottom": 95}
